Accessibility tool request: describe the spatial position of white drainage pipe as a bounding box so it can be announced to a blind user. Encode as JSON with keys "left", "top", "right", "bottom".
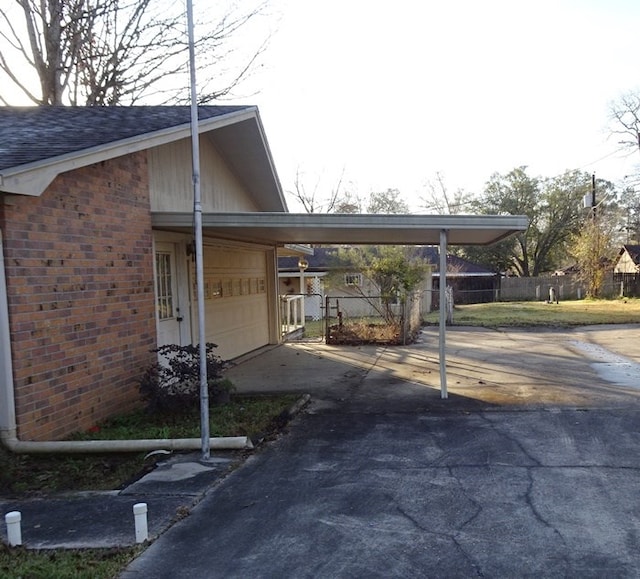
{"left": 1, "top": 436, "right": 253, "bottom": 454}
{"left": 133, "top": 503, "right": 148, "bottom": 543}
{"left": 5, "top": 511, "right": 22, "bottom": 546}
{"left": 0, "top": 228, "right": 254, "bottom": 454}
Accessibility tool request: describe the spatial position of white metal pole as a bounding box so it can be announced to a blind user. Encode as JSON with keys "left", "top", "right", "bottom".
{"left": 439, "top": 229, "right": 448, "bottom": 399}
{"left": 186, "top": 0, "right": 209, "bottom": 459}
{"left": 299, "top": 270, "right": 306, "bottom": 324}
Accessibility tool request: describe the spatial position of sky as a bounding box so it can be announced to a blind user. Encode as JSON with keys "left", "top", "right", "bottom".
{"left": 2, "top": 0, "right": 638, "bottom": 213}
{"left": 224, "top": 0, "right": 640, "bottom": 211}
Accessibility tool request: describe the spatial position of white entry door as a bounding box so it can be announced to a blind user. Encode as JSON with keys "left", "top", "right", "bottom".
{"left": 155, "top": 242, "right": 184, "bottom": 347}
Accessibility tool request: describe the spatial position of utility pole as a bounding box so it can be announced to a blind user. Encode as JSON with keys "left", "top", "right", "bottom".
{"left": 591, "top": 173, "right": 596, "bottom": 219}
{"left": 186, "top": 0, "right": 210, "bottom": 461}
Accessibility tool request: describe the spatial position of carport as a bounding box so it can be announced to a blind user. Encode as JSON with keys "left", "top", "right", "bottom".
{"left": 152, "top": 211, "right": 528, "bottom": 398}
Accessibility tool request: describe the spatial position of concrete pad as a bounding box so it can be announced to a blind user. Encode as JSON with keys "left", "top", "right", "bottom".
{"left": 0, "top": 494, "right": 190, "bottom": 549}
{"left": 0, "top": 451, "right": 240, "bottom": 549}
{"left": 121, "top": 452, "right": 238, "bottom": 497}
{"left": 122, "top": 408, "right": 640, "bottom": 578}
{"left": 229, "top": 325, "right": 640, "bottom": 411}
{"left": 121, "top": 325, "right": 640, "bottom": 577}
{"left": 5, "top": 324, "right": 640, "bottom": 570}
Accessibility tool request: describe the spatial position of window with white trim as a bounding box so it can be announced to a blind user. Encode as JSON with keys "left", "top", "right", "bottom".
{"left": 344, "top": 273, "right": 362, "bottom": 286}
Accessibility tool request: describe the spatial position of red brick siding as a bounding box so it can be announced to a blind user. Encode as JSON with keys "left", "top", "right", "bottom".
{"left": 0, "top": 152, "right": 157, "bottom": 441}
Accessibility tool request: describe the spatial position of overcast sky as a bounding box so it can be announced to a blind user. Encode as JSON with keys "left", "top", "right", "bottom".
{"left": 225, "top": 0, "right": 640, "bottom": 211}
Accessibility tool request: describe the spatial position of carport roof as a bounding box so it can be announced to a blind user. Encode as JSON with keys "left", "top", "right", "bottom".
{"left": 151, "top": 212, "right": 528, "bottom": 246}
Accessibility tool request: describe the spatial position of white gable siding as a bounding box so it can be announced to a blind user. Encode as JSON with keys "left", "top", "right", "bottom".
{"left": 148, "top": 137, "right": 258, "bottom": 213}
{"left": 615, "top": 250, "right": 640, "bottom": 274}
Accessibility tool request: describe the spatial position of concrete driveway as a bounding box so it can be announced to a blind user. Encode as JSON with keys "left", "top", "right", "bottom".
{"left": 122, "top": 325, "right": 640, "bottom": 578}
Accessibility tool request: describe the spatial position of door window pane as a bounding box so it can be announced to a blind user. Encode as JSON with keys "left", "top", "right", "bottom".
{"left": 156, "top": 252, "right": 174, "bottom": 319}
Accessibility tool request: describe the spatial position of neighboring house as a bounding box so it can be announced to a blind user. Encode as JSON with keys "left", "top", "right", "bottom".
{"left": 0, "top": 106, "right": 288, "bottom": 442}
{"left": 614, "top": 244, "right": 640, "bottom": 274}
{"left": 279, "top": 246, "right": 499, "bottom": 320}
{"left": 278, "top": 246, "right": 435, "bottom": 321}
{"left": 614, "top": 244, "right": 640, "bottom": 297}
{"left": 427, "top": 249, "right": 498, "bottom": 305}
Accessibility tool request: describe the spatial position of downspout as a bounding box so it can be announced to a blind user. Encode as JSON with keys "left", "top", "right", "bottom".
{"left": 0, "top": 228, "right": 252, "bottom": 453}
{"left": 0, "top": 227, "right": 17, "bottom": 444}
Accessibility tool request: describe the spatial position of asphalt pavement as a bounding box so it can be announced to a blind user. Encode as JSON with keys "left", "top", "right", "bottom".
{"left": 3, "top": 325, "right": 640, "bottom": 578}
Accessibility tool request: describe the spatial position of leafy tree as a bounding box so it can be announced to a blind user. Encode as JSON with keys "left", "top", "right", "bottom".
{"left": 0, "top": 0, "right": 272, "bottom": 105}
{"left": 463, "top": 167, "right": 592, "bottom": 276}
{"left": 329, "top": 246, "right": 428, "bottom": 325}
{"left": 366, "top": 188, "right": 409, "bottom": 214}
{"left": 333, "top": 192, "right": 362, "bottom": 214}
{"left": 569, "top": 215, "right": 617, "bottom": 298}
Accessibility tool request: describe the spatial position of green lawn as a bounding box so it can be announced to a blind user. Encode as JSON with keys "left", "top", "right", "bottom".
{"left": 0, "top": 394, "right": 300, "bottom": 577}
{"left": 423, "top": 298, "right": 640, "bottom": 327}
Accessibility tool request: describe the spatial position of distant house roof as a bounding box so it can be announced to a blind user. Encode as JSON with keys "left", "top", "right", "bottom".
{"left": 278, "top": 246, "right": 496, "bottom": 276}
{"left": 0, "top": 105, "right": 287, "bottom": 211}
{"left": 621, "top": 244, "right": 640, "bottom": 265}
{"left": 614, "top": 244, "right": 640, "bottom": 274}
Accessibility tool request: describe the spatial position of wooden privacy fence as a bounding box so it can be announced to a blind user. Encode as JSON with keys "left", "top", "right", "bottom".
{"left": 498, "top": 273, "right": 629, "bottom": 301}
{"left": 614, "top": 273, "right": 640, "bottom": 297}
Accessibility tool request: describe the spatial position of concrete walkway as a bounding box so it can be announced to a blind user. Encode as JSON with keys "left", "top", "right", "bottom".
{"left": 119, "top": 324, "right": 640, "bottom": 578}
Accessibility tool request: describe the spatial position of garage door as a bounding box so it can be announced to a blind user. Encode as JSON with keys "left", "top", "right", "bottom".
{"left": 194, "top": 243, "right": 270, "bottom": 360}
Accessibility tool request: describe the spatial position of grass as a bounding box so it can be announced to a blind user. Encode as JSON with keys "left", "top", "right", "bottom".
{"left": 302, "top": 318, "right": 326, "bottom": 338}
{"left": 0, "top": 544, "right": 143, "bottom": 579}
{"left": 0, "top": 394, "right": 299, "bottom": 577}
{"left": 423, "top": 297, "right": 640, "bottom": 327}
{"left": 305, "top": 300, "right": 640, "bottom": 341}
{"left": 0, "top": 394, "right": 299, "bottom": 496}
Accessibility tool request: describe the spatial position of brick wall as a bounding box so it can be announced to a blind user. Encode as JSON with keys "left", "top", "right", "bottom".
{"left": 0, "top": 152, "right": 157, "bottom": 441}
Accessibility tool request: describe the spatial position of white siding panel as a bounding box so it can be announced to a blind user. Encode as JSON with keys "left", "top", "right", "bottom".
{"left": 615, "top": 251, "right": 639, "bottom": 274}
{"left": 148, "top": 138, "right": 258, "bottom": 213}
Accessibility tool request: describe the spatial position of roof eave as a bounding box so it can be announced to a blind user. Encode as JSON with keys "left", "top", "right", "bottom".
{"left": 151, "top": 211, "right": 529, "bottom": 246}
{"left": 0, "top": 107, "right": 283, "bottom": 202}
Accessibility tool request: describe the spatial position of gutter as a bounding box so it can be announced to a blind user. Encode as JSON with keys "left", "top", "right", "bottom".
{"left": 0, "top": 227, "right": 252, "bottom": 453}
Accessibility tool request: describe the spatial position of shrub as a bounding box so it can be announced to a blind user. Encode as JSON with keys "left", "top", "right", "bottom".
{"left": 139, "top": 343, "right": 235, "bottom": 413}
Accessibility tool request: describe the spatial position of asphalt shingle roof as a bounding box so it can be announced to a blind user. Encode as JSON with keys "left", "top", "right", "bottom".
{"left": 0, "top": 105, "right": 250, "bottom": 171}
{"left": 279, "top": 246, "right": 496, "bottom": 275}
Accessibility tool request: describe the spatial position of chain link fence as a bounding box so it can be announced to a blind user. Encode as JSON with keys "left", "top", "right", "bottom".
{"left": 324, "top": 292, "right": 422, "bottom": 345}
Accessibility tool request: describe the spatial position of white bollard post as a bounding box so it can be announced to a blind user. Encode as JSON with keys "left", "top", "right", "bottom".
{"left": 5, "top": 511, "right": 22, "bottom": 546}
{"left": 133, "top": 503, "right": 148, "bottom": 544}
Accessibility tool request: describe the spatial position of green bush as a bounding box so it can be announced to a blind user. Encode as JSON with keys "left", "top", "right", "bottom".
{"left": 139, "top": 343, "right": 235, "bottom": 413}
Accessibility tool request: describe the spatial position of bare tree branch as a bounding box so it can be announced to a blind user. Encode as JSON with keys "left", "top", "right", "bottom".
{"left": 609, "top": 91, "right": 640, "bottom": 160}
{"left": 420, "top": 172, "right": 474, "bottom": 214}
{"left": 287, "top": 167, "right": 350, "bottom": 214}
{"left": 0, "top": 0, "right": 275, "bottom": 105}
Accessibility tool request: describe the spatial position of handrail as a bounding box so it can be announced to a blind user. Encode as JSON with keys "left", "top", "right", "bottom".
{"left": 280, "top": 294, "right": 305, "bottom": 334}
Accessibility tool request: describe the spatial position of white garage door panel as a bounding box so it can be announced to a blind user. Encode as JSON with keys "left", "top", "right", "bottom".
{"left": 204, "top": 298, "right": 269, "bottom": 360}
{"left": 197, "top": 244, "right": 270, "bottom": 360}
